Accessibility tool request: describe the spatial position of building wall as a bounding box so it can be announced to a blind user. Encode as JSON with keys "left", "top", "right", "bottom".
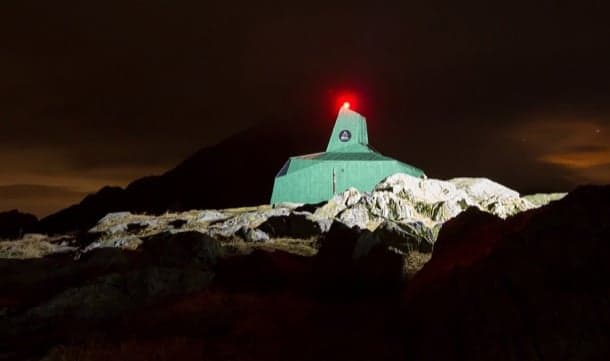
{"left": 270, "top": 160, "right": 422, "bottom": 204}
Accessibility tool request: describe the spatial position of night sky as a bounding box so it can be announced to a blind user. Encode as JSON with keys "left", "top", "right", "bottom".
{"left": 2, "top": 0, "right": 610, "bottom": 216}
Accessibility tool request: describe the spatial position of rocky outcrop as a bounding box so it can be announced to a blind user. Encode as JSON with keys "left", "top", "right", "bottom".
{"left": 257, "top": 213, "right": 322, "bottom": 239}
{"left": 14, "top": 267, "right": 213, "bottom": 323}
{"left": 236, "top": 227, "right": 270, "bottom": 242}
{"left": 308, "top": 174, "right": 553, "bottom": 253}
{"left": 316, "top": 220, "right": 435, "bottom": 290}
{"left": 1, "top": 231, "right": 221, "bottom": 354}
{"left": 2, "top": 174, "right": 562, "bottom": 262}
{"left": 403, "top": 185, "right": 610, "bottom": 361}
{"left": 206, "top": 207, "right": 291, "bottom": 238}
{"left": 370, "top": 221, "right": 435, "bottom": 254}
{"left": 522, "top": 192, "right": 567, "bottom": 207}
{"left": 312, "top": 174, "right": 548, "bottom": 232}
{"left": 140, "top": 231, "right": 221, "bottom": 268}
{"left": 373, "top": 174, "right": 538, "bottom": 222}
{"left": 1, "top": 185, "right": 607, "bottom": 361}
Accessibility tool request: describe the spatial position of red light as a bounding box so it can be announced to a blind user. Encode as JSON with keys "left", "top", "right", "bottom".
{"left": 333, "top": 91, "right": 359, "bottom": 113}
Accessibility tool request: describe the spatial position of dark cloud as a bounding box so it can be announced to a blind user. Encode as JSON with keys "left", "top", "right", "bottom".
{"left": 1, "top": 0, "right": 610, "bottom": 214}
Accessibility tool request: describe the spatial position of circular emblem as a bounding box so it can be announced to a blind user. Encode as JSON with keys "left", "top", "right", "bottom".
{"left": 339, "top": 130, "right": 352, "bottom": 142}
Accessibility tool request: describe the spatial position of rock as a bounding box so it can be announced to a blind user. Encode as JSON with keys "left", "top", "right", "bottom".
{"left": 215, "top": 249, "right": 313, "bottom": 291}
{"left": 451, "top": 177, "right": 520, "bottom": 200}
{"left": 313, "top": 188, "right": 363, "bottom": 219}
{"left": 370, "top": 221, "right": 434, "bottom": 254}
{"left": 522, "top": 192, "right": 567, "bottom": 207}
{"left": 258, "top": 213, "right": 322, "bottom": 239}
{"left": 363, "top": 191, "right": 417, "bottom": 222}
{"left": 406, "top": 207, "right": 507, "bottom": 291}
{"left": 96, "top": 211, "right": 132, "bottom": 223}
{"left": 207, "top": 207, "right": 290, "bottom": 238}
{"left": 126, "top": 222, "right": 148, "bottom": 232}
{"left": 300, "top": 174, "right": 542, "bottom": 254}
{"left": 403, "top": 185, "right": 610, "bottom": 361}
{"left": 450, "top": 177, "right": 537, "bottom": 218}
{"left": 188, "top": 209, "right": 229, "bottom": 224}
{"left": 312, "top": 174, "right": 548, "bottom": 247}
{"left": 316, "top": 222, "right": 408, "bottom": 290}
{"left": 0, "top": 235, "right": 77, "bottom": 259}
{"left": 141, "top": 231, "right": 221, "bottom": 268}
{"left": 0, "top": 210, "right": 38, "bottom": 239}
{"left": 374, "top": 174, "right": 537, "bottom": 221}
{"left": 89, "top": 212, "right": 159, "bottom": 234}
{"left": 106, "top": 223, "right": 129, "bottom": 234}
{"left": 9, "top": 173, "right": 560, "bottom": 262}
{"left": 337, "top": 203, "right": 373, "bottom": 229}
{"left": 13, "top": 267, "right": 213, "bottom": 324}
{"left": 354, "top": 241, "right": 406, "bottom": 289}
{"left": 272, "top": 202, "right": 304, "bottom": 210}
{"left": 432, "top": 207, "right": 506, "bottom": 261}
{"left": 375, "top": 173, "right": 465, "bottom": 205}
{"left": 237, "top": 227, "right": 270, "bottom": 242}
{"left": 293, "top": 201, "right": 326, "bottom": 214}
{"left": 168, "top": 219, "right": 188, "bottom": 229}
{"left": 84, "top": 236, "right": 143, "bottom": 252}
{"left": 352, "top": 221, "right": 434, "bottom": 279}
{"left": 316, "top": 221, "right": 362, "bottom": 277}
{"left": 308, "top": 216, "right": 333, "bottom": 233}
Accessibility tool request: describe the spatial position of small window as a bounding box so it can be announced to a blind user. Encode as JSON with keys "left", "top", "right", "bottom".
{"left": 339, "top": 130, "right": 352, "bottom": 142}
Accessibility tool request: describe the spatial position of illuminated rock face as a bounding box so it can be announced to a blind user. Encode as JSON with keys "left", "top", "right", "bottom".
{"left": 270, "top": 108, "right": 425, "bottom": 205}
{"left": 313, "top": 174, "right": 548, "bottom": 232}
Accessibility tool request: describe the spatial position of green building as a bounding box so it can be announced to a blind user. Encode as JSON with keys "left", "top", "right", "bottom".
{"left": 270, "top": 106, "right": 425, "bottom": 205}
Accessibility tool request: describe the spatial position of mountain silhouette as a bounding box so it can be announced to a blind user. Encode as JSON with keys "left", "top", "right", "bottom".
{"left": 37, "top": 119, "right": 329, "bottom": 234}
{"left": 0, "top": 209, "right": 38, "bottom": 239}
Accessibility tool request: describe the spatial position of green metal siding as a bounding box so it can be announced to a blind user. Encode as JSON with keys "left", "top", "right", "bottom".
{"left": 270, "top": 108, "right": 425, "bottom": 205}
{"left": 326, "top": 108, "right": 369, "bottom": 152}
{"left": 271, "top": 159, "right": 423, "bottom": 204}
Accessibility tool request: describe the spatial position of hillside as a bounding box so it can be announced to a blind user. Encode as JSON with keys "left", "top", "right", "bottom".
{"left": 34, "top": 121, "right": 327, "bottom": 234}
{"left": 3, "top": 181, "right": 609, "bottom": 361}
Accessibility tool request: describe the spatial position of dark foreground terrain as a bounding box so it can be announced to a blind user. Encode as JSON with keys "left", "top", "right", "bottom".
{"left": 1, "top": 185, "right": 610, "bottom": 361}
